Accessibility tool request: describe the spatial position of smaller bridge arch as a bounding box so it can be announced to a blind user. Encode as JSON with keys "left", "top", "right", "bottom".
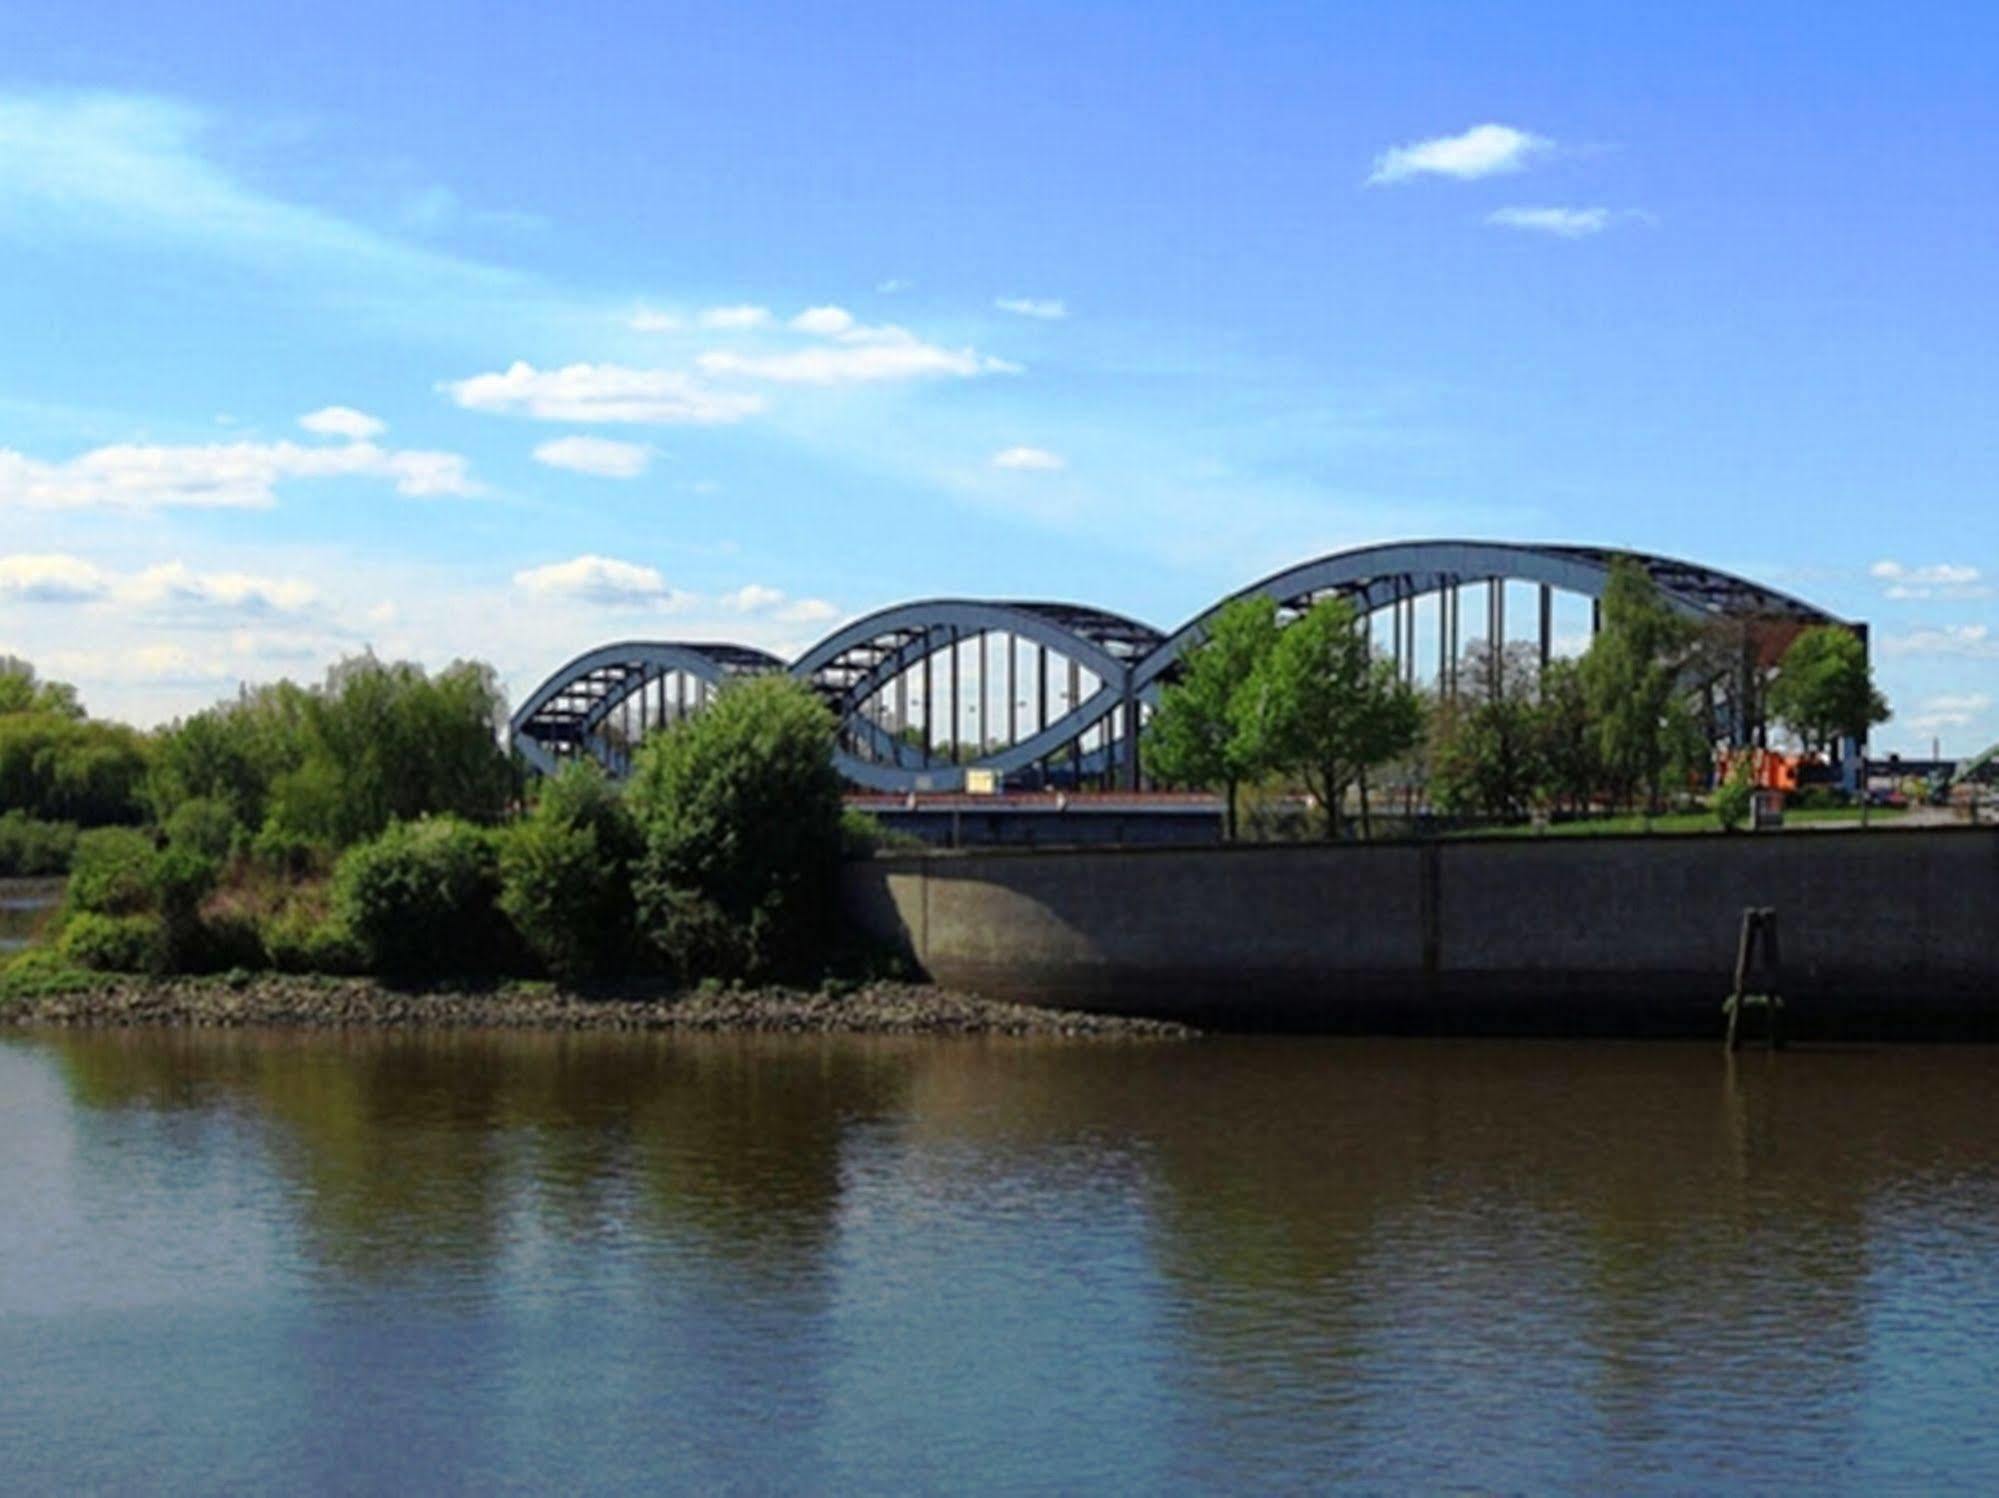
{"left": 509, "top": 640, "right": 783, "bottom": 776}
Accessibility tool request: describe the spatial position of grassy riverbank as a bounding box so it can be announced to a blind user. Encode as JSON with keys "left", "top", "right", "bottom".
{"left": 0, "top": 969, "right": 1194, "bottom": 1039}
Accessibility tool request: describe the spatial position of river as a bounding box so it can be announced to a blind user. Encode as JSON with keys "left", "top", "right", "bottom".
{"left": 4, "top": 1029, "right": 1997, "bottom": 1492}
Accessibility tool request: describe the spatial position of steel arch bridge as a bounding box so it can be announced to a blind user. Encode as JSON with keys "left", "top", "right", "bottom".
{"left": 510, "top": 540, "right": 1855, "bottom": 790}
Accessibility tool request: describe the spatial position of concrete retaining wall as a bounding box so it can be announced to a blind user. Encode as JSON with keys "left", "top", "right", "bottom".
{"left": 841, "top": 828, "right": 1999, "bottom": 1035}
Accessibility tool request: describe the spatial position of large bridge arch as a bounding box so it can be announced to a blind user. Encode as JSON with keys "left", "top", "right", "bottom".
{"left": 508, "top": 540, "right": 1857, "bottom": 791}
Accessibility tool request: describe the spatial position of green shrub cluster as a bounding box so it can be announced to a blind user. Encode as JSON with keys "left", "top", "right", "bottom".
{"left": 0, "top": 812, "right": 78, "bottom": 876}
{"left": 330, "top": 815, "right": 513, "bottom": 977}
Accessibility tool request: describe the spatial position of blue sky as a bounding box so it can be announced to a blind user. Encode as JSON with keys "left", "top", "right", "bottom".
{"left": 0, "top": 1, "right": 1993, "bottom": 751}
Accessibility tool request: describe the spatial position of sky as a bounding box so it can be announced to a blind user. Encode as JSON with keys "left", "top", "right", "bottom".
{"left": 0, "top": 0, "right": 1993, "bottom": 753}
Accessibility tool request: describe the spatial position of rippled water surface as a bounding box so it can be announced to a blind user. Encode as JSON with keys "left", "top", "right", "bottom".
{"left": 5, "top": 1028, "right": 1999, "bottom": 1493}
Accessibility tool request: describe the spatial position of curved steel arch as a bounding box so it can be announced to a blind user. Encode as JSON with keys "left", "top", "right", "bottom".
{"left": 509, "top": 540, "right": 1857, "bottom": 790}
{"left": 791, "top": 597, "right": 1163, "bottom": 794}
{"left": 510, "top": 639, "right": 782, "bottom": 775}
{"left": 1135, "top": 540, "right": 1847, "bottom": 688}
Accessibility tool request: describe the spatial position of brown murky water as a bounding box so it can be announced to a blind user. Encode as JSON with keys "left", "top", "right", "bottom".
{"left": 4, "top": 1028, "right": 1997, "bottom": 1492}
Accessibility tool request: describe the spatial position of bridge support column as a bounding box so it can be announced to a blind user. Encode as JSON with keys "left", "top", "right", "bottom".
{"left": 1539, "top": 584, "right": 1553, "bottom": 675}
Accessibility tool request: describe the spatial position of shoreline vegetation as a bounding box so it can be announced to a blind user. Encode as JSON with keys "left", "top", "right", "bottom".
{"left": 1, "top": 972, "right": 1195, "bottom": 1039}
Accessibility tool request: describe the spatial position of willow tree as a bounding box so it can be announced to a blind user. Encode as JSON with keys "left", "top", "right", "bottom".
{"left": 1142, "top": 595, "right": 1279, "bottom": 840}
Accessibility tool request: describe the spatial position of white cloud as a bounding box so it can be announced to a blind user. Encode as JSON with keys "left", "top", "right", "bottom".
{"left": 513, "top": 554, "right": 683, "bottom": 607}
{"left": 0, "top": 435, "right": 477, "bottom": 510}
{"left": 1368, "top": 123, "right": 1550, "bottom": 185}
{"left": 444, "top": 361, "right": 765, "bottom": 425}
{"left": 779, "top": 597, "right": 840, "bottom": 625}
{"left": 791, "top": 305, "right": 856, "bottom": 336}
{"left": 720, "top": 583, "right": 786, "bottom": 613}
{"left": 41, "top": 643, "right": 236, "bottom": 687}
{"left": 298, "top": 405, "right": 387, "bottom": 439}
{"left": 121, "top": 562, "right": 318, "bottom": 614}
{"left": 876, "top": 278, "right": 910, "bottom": 294}
{"left": 532, "top": 435, "right": 653, "bottom": 479}
{"left": 1870, "top": 560, "right": 1990, "bottom": 600}
{"left": 699, "top": 304, "right": 771, "bottom": 330}
{"left": 1486, "top": 206, "right": 1613, "bottom": 238}
{"left": 1904, "top": 693, "right": 1993, "bottom": 734}
{"left": 0, "top": 552, "right": 319, "bottom": 614}
{"left": 629, "top": 307, "right": 681, "bottom": 333}
{"left": 697, "top": 324, "right": 1017, "bottom": 386}
{"left": 716, "top": 583, "right": 839, "bottom": 626}
{"left": 0, "top": 552, "right": 112, "bottom": 602}
{"left": 991, "top": 445, "right": 1066, "bottom": 471}
{"left": 1880, "top": 624, "right": 1999, "bottom": 659}
{"left": 995, "top": 297, "right": 1067, "bottom": 320}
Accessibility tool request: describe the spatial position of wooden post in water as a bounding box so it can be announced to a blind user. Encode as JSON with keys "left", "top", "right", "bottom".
{"left": 1724, "top": 906, "right": 1785, "bottom": 1052}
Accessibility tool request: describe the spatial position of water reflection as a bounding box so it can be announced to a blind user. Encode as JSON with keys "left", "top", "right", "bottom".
{"left": 8, "top": 1029, "right": 1999, "bottom": 1491}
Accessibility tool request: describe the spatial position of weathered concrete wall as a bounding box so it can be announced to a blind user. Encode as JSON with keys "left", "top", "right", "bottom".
{"left": 842, "top": 828, "right": 1999, "bottom": 1035}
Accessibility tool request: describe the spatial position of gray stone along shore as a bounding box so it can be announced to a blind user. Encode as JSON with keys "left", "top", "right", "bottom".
{"left": 2, "top": 975, "right": 1196, "bottom": 1039}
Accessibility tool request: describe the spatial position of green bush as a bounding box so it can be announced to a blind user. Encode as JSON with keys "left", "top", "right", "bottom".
{"left": 330, "top": 816, "right": 508, "bottom": 976}
{"left": 627, "top": 675, "right": 846, "bottom": 981}
{"left": 261, "top": 904, "right": 364, "bottom": 975}
{"left": 0, "top": 945, "right": 97, "bottom": 1001}
{"left": 64, "top": 827, "right": 160, "bottom": 917}
{"left": 1714, "top": 760, "right": 1755, "bottom": 832}
{"left": 498, "top": 763, "right": 640, "bottom": 982}
{"left": 0, "top": 812, "right": 78, "bottom": 876}
{"left": 164, "top": 796, "right": 240, "bottom": 862}
{"left": 59, "top": 912, "right": 166, "bottom": 973}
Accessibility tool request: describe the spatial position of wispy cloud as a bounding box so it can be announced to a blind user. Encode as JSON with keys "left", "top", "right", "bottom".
{"left": 991, "top": 445, "right": 1066, "bottom": 472}
{"left": 700, "top": 304, "right": 772, "bottom": 330}
{"left": 1870, "top": 560, "right": 1990, "bottom": 600}
{"left": 1881, "top": 624, "right": 1999, "bottom": 659}
{"left": 445, "top": 362, "right": 764, "bottom": 425}
{"left": 1903, "top": 692, "right": 1993, "bottom": 734}
{"left": 531, "top": 435, "right": 653, "bottom": 478}
{"left": 995, "top": 297, "right": 1067, "bottom": 320}
{"left": 0, "top": 91, "right": 515, "bottom": 293}
{"left": 697, "top": 308, "right": 1017, "bottom": 386}
{"left": 1487, "top": 206, "right": 1619, "bottom": 238}
{"left": 1368, "top": 123, "right": 1550, "bottom": 185}
{"left": 0, "top": 423, "right": 477, "bottom": 510}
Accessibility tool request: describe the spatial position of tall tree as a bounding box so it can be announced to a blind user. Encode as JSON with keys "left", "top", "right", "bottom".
{"left": 1580, "top": 558, "right": 1698, "bottom": 815}
{"left": 1245, "top": 597, "right": 1423, "bottom": 840}
{"left": 1142, "top": 595, "right": 1279, "bottom": 840}
{"left": 1767, "top": 626, "right": 1888, "bottom": 756}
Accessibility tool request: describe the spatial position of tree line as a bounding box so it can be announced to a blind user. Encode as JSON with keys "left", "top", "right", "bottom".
{"left": 1143, "top": 558, "right": 1887, "bottom": 837}
{"left": 2, "top": 654, "right": 859, "bottom": 990}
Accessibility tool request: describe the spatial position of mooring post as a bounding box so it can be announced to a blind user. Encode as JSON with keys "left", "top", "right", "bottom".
{"left": 1724, "top": 906, "right": 1785, "bottom": 1052}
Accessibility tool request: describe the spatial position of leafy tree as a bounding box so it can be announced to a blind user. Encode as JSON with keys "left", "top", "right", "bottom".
{"left": 1580, "top": 558, "right": 1697, "bottom": 815}
{"left": 0, "top": 713, "right": 151, "bottom": 826}
{"left": 498, "top": 762, "right": 642, "bottom": 982}
{"left": 1428, "top": 641, "right": 1544, "bottom": 821}
{"left": 151, "top": 656, "right": 512, "bottom": 853}
{"left": 0, "top": 657, "right": 85, "bottom": 720}
{"left": 1142, "top": 595, "right": 1279, "bottom": 839}
{"left": 626, "top": 674, "right": 845, "bottom": 980}
{"left": 1767, "top": 625, "right": 1888, "bottom": 755}
{"left": 1532, "top": 657, "right": 1599, "bottom": 814}
{"left": 1244, "top": 597, "right": 1423, "bottom": 840}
